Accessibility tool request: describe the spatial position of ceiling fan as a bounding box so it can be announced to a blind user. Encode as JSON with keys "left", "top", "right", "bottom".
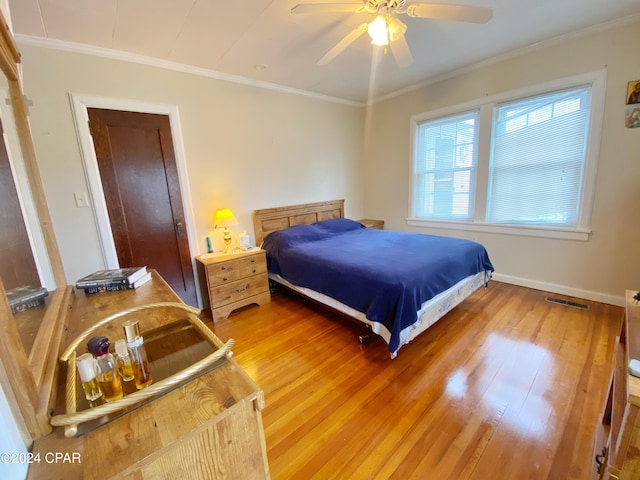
{"left": 291, "top": 0, "right": 493, "bottom": 67}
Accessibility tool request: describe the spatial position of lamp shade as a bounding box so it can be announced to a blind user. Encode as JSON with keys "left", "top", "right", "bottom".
{"left": 368, "top": 15, "right": 389, "bottom": 46}
{"left": 387, "top": 17, "right": 406, "bottom": 42}
{"left": 214, "top": 208, "right": 238, "bottom": 228}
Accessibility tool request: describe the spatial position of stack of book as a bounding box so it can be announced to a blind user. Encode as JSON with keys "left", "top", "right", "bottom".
{"left": 6, "top": 285, "right": 49, "bottom": 314}
{"left": 75, "top": 267, "right": 151, "bottom": 294}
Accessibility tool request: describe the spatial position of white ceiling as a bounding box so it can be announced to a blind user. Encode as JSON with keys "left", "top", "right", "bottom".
{"left": 8, "top": 0, "right": 640, "bottom": 104}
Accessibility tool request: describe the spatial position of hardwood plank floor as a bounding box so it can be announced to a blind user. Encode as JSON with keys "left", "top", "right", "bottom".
{"left": 206, "top": 281, "right": 623, "bottom": 480}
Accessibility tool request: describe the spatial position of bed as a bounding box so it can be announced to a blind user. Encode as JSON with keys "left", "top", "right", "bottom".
{"left": 253, "top": 200, "right": 494, "bottom": 358}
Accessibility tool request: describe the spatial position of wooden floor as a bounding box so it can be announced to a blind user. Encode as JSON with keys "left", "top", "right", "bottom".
{"left": 207, "top": 281, "right": 623, "bottom": 480}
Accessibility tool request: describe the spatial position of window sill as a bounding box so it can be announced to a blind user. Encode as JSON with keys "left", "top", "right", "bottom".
{"left": 406, "top": 218, "right": 591, "bottom": 241}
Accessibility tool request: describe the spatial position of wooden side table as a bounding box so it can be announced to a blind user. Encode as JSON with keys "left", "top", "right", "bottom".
{"left": 196, "top": 249, "right": 271, "bottom": 321}
{"left": 358, "top": 218, "right": 384, "bottom": 230}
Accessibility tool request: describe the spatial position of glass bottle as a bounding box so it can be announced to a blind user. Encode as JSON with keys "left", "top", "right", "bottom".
{"left": 76, "top": 353, "right": 103, "bottom": 402}
{"left": 114, "top": 339, "right": 135, "bottom": 382}
{"left": 123, "top": 320, "right": 152, "bottom": 389}
{"left": 87, "top": 336, "right": 123, "bottom": 402}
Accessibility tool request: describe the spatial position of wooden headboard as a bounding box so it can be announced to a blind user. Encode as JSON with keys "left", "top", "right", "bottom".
{"left": 253, "top": 199, "right": 344, "bottom": 246}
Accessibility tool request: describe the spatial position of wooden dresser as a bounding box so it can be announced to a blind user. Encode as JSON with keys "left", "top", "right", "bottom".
{"left": 196, "top": 249, "right": 271, "bottom": 322}
{"left": 592, "top": 290, "right": 640, "bottom": 479}
{"left": 27, "top": 271, "right": 270, "bottom": 479}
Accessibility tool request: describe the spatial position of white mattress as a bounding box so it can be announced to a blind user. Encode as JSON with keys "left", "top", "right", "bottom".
{"left": 269, "top": 270, "right": 489, "bottom": 358}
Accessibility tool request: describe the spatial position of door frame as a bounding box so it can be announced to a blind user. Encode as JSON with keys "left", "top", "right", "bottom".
{"left": 69, "top": 93, "right": 201, "bottom": 306}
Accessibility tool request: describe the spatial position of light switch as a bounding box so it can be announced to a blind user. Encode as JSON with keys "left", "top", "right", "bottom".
{"left": 74, "top": 192, "right": 89, "bottom": 208}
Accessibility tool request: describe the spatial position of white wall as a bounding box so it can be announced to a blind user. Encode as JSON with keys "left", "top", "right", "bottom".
{"left": 0, "top": 382, "right": 29, "bottom": 480}
{"left": 14, "top": 18, "right": 640, "bottom": 305}
{"left": 362, "top": 19, "right": 640, "bottom": 305}
{"left": 17, "top": 45, "right": 365, "bottom": 285}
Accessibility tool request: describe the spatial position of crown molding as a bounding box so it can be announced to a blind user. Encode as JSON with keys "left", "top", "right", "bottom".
{"left": 14, "top": 34, "right": 363, "bottom": 107}
{"left": 14, "top": 12, "right": 640, "bottom": 108}
{"left": 370, "top": 13, "right": 640, "bottom": 105}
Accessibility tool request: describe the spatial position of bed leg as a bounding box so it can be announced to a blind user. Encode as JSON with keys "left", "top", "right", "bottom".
{"left": 484, "top": 271, "right": 493, "bottom": 287}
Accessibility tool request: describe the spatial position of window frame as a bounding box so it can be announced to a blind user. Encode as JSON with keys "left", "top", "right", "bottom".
{"left": 412, "top": 110, "right": 480, "bottom": 221}
{"left": 408, "top": 70, "right": 606, "bottom": 241}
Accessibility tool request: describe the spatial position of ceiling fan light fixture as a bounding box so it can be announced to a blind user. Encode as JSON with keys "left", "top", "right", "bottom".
{"left": 297, "top": 0, "right": 492, "bottom": 66}
{"left": 387, "top": 17, "right": 407, "bottom": 42}
{"left": 367, "top": 15, "right": 389, "bottom": 46}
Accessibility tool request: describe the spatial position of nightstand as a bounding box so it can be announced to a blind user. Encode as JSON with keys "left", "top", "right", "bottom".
{"left": 196, "top": 249, "right": 271, "bottom": 321}
{"left": 358, "top": 218, "right": 384, "bottom": 230}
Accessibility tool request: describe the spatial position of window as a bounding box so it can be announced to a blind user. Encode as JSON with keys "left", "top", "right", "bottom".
{"left": 487, "top": 87, "right": 591, "bottom": 226}
{"left": 413, "top": 111, "right": 478, "bottom": 220}
{"left": 409, "top": 71, "right": 605, "bottom": 241}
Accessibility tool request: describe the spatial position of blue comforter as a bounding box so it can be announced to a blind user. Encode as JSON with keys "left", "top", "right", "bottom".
{"left": 262, "top": 218, "right": 494, "bottom": 354}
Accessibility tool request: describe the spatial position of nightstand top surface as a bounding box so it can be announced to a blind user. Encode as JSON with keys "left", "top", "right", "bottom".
{"left": 357, "top": 218, "right": 384, "bottom": 229}
{"left": 197, "top": 248, "right": 264, "bottom": 264}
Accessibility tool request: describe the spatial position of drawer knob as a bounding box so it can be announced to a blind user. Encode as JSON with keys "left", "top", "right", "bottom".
{"left": 252, "top": 269, "right": 256, "bottom": 273}
{"left": 223, "top": 277, "right": 228, "bottom": 282}
{"left": 221, "top": 266, "right": 227, "bottom": 271}
{"left": 236, "top": 285, "right": 249, "bottom": 293}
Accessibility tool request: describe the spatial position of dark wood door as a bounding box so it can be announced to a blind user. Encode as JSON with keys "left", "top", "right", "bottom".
{"left": 0, "top": 118, "right": 40, "bottom": 289}
{"left": 87, "top": 109, "right": 196, "bottom": 306}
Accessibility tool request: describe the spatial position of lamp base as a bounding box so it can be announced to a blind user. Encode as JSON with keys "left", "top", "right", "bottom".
{"left": 223, "top": 228, "right": 233, "bottom": 253}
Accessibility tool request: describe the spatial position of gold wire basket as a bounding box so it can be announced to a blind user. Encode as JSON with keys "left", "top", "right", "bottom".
{"left": 50, "top": 302, "right": 234, "bottom": 437}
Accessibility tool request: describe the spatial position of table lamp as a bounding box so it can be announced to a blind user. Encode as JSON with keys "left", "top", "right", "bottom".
{"left": 214, "top": 208, "right": 238, "bottom": 253}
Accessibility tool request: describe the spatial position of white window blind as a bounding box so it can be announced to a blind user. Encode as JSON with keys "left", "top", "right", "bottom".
{"left": 487, "top": 87, "right": 591, "bottom": 226}
{"left": 413, "top": 111, "right": 478, "bottom": 220}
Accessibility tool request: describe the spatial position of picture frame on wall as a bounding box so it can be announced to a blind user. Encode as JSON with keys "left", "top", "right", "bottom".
{"left": 626, "top": 79, "right": 640, "bottom": 105}
{"left": 625, "top": 105, "right": 640, "bottom": 129}
{"left": 625, "top": 80, "right": 640, "bottom": 128}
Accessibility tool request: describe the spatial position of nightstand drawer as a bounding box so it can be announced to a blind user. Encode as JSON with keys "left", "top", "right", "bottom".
{"left": 207, "top": 254, "right": 267, "bottom": 284}
{"left": 210, "top": 275, "right": 269, "bottom": 309}
{"left": 196, "top": 249, "right": 271, "bottom": 321}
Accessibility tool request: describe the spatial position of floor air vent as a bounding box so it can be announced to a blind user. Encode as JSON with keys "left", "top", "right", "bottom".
{"left": 545, "top": 296, "right": 590, "bottom": 310}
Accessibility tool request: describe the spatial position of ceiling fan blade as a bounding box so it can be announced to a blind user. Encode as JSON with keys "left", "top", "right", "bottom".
{"left": 406, "top": 3, "right": 493, "bottom": 23}
{"left": 390, "top": 35, "right": 413, "bottom": 67}
{"left": 291, "top": 3, "right": 366, "bottom": 14}
{"left": 318, "top": 23, "right": 368, "bottom": 65}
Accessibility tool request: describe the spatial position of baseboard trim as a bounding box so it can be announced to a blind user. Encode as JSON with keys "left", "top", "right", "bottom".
{"left": 492, "top": 273, "right": 625, "bottom": 307}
